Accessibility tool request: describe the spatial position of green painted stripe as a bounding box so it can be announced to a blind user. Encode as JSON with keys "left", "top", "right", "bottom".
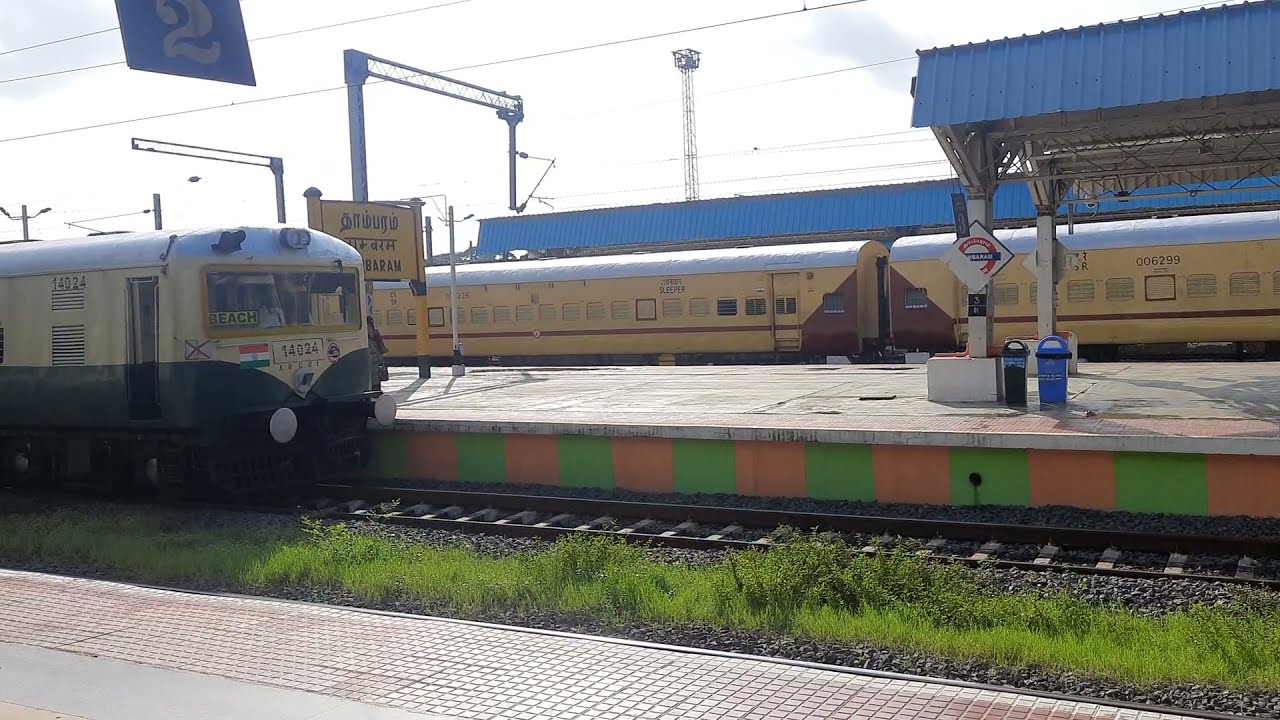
{"left": 949, "top": 448, "right": 1030, "bottom": 506}
{"left": 672, "top": 439, "right": 736, "bottom": 495}
{"left": 456, "top": 434, "right": 506, "bottom": 484}
{"left": 240, "top": 359, "right": 270, "bottom": 369}
{"left": 805, "top": 444, "right": 874, "bottom": 501}
{"left": 558, "top": 436, "right": 615, "bottom": 489}
{"left": 1115, "top": 453, "right": 1207, "bottom": 515}
{"left": 368, "top": 432, "right": 409, "bottom": 479}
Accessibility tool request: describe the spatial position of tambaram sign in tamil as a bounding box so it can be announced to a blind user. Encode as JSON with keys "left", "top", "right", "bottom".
{"left": 114, "top": 0, "right": 256, "bottom": 86}
{"left": 305, "top": 195, "right": 425, "bottom": 282}
{"left": 942, "top": 222, "right": 1014, "bottom": 290}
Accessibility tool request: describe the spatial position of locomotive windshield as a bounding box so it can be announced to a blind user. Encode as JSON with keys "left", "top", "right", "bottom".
{"left": 206, "top": 269, "right": 359, "bottom": 334}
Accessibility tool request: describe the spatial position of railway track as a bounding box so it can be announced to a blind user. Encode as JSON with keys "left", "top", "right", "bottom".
{"left": 309, "top": 484, "right": 1280, "bottom": 587}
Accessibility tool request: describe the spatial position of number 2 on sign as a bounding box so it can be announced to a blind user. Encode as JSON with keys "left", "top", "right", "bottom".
{"left": 157, "top": 0, "right": 221, "bottom": 64}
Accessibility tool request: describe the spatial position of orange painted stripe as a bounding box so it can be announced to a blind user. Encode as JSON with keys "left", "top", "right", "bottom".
{"left": 407, "top": 432, "right": 457, "bottom": 482}
{"left": 1206, "top": 455, "right": 1280, "bottom": 518}
{"left": 953, "top": 308, "right": 1280, "bottom": 325}
{"left": 871, "top": 445, "right": 951, "bottom": 505}
{"left": 611, "top": 437, "right": 674, "bottom": 494}
{"left": 503, "top": 434, "right": 560, "bottom": 486}
{"left": 1027, "top": 449, "right": 1116, "bottom": 510}
{"left": 734, "top": 441, "right": 806, "bottom": 497}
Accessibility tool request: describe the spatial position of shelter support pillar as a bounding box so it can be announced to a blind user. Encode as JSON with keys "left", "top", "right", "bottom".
{"left": 1034, "top": 213, "right": 1057, "bottom": 339}
{"left": 966, "top": 193, "right": 994, "bottom": 359}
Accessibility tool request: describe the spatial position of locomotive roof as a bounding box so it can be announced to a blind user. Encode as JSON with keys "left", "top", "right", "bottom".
{"left": 889, "top": 210, "right": 1280, "bottom": 262}
{"left": 0, "top": 226, "right": 361, "bottom": 278}
{"left": 393, "top": 240, "right": 878, "bottom": 289}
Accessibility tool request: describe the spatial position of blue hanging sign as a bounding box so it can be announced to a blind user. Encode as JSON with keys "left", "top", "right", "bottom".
{"left": 114, "top": 0, "right": 256, "bottom": 86}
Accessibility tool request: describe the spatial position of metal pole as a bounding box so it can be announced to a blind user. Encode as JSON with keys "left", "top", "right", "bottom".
{"left": 448, "top": 205, "right": 465, "bottom": 377}
{"left": 507, "top": 120, "right": 518, "bottom": 212}
{"left": 20, "top": 204, "right": 29, "bottom": 242}
{"left": 270, "top": 157, "right": 286, "bottom": 223}
{"left": 152, "top": 194, "right": 163, "bottom": 230}
{"left": 346, "top": 58, "right": 370, "bottom": 202}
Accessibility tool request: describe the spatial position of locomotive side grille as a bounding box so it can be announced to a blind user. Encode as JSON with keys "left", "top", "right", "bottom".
{"left": 51, "top": 287, "right": 86, "bottom": 312}
{"left": 51, "top": 324, "right": 86, "bottom": 366}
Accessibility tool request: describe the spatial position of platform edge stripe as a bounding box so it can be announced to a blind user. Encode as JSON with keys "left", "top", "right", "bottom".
{"left": 672, "top": 439, "right": 736, "bottom": 494}
{"left": 455, "top": 433, "right": 507, "bottom": 483}
{"left": 948, "top": 447, "right": 1031, "bottom": 507}
{"left": 367, "top": 432, "right": 409, "bottom": 478}
{"left": 406, "top": 431, "right": 458, "bottom": 482}
{"left": 558, "top": 435, "right": 615, "bottom": 489}
{"left": 734, "top": 440, "right": 806, "bottom": 497}
{"left": 504, "top": 434, "right": 561, "bottom": 486}
{"left": 1114, "top": 453, "right": 1209, "bottom": 516}
{"left": 1026, "top": 449, "right": 1117, "bottom": 511}
{"left": 871, "top": 445, "right": 952, "bottom": 504}
{"left": 609, "top": 436, "right": 675, "bottom": 493}
{"left": 1205, "top": 455, "right": 1280, "bottom": 518}
{"left": 381, "top": 421, "right": 1280, "bottom": 456}
{"left": 804, "top": 444, "right": 874, "bottom": 501}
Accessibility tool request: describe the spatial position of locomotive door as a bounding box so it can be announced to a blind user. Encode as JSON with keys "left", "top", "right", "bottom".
{"left": 770, "top": 272, "right": 801, "bottom": 352}
{"left": 126, "top": 277, "right": 161, "bottom": 420}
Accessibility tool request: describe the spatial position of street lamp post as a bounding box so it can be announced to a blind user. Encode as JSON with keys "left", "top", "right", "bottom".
{"left": 132, "top": 138, "right": 287, "bottom": 223}
{"left": 446, "top": 206, "right": 475, "bottom": 377}
{"left": 0, "top": 205, "right": 52, "bottom": 241}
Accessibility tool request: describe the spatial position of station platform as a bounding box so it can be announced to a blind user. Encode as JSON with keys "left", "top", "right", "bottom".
{"left": 0, "top": 569, "right": 1200, "bottom": 720}
{"left": 371, "top": 364, "right": 1280, "bottom": 517}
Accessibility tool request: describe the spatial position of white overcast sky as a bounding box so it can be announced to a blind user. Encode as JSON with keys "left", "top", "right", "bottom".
{"left": 0, "top": 0, "right": 1227, "bottom": 251}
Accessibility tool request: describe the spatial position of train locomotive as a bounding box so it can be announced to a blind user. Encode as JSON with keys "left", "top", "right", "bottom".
{"left": 0, "top": 226, "right": 397, "bottom": 496}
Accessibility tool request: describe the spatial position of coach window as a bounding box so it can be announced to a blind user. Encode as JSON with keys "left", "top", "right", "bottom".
{"left": 387, "top": 309, "right": 403, "bottom": 326}
{"left": 562, "top": 303, "right": 582, "bottom": 321}
{"left": 992, "top": 284, "right": 1018, "bottom": 306}
{"left": 407, "top": 309, "right": 418, "bottom": 326}
{"left": 1104, "top": 278, "right": 1134, "bottom": 302}
{"left": 774, "top": 297, "right": 797, "bottom": 315}
{"left": 717, "top": 298, "right": 738, "bottom": 316}
{"left": 456, "top": 309, "right": 466, "bottom": 325}
{"left": 1187, "top": 274, "right": 1217, "bottom": 298}
{"left": 516, "top": 305, "right": 535, "bottom": 322}
{"left": 745, "top": 297, "right": 767, "bottom": 316}
{"left": 904, "top": 288, "right": 928, "bottom": 310}
{"left": 470, "top": 307, "right": 489, "bottom": 325}
{"left": 1273, "top": 272, "right": 1280, "bottom": 295}
{"left": 0, "top": 327, "right": 5, "bottom": 364}
{"left": 612, "top": 301, "right": 633, "bottom": 321}
{"left": 539, "top": 304, "right": 557, "bottom": 322}
{"left": 636, "top": 298, "right": 657, "bottom": 321}
{"left": 662, "top": 298, "right": 684, "bottom": 318}
{"left": 493, "top": 306, "right": 513, "bottom": 323}
{"left": 1144, "top": 275, "right": 1176, "bottom": 301}
{"left": 586, "top": 302, "right": 606, "bottom": 320}
{"left": 1067, "top": 280, "right": 1095, "bottom": 304}
{"left": 822, "top": 293, "right": 845, "bottom": 314}
{"left": 1029, "top": 283, "right": 1037, "bottom": 304}
{"left": 1230, "top": 272, "right": 1261, "bottom": 296}
{"left": 427, "top": 307, "right": 446, "bottom": 327}
{"left": 373, "top": 310, "right": 384, "bottom": 326}
{"left": 690, "top": 298, "right": 711, "bottom": 317}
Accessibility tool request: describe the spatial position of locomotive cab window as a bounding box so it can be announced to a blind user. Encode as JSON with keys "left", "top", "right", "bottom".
{"left": 427, "top": 307, "right": 446, "bottom": 327}
{"left": 205, "top": 268, "right": 359, "bottom": 334}
{"left": 822, "top": 293, "right": 845, "bottom": 314}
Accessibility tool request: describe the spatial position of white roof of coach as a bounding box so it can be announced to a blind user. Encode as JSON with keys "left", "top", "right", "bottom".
{"left": 0, "top": 226, "right": 361, "bottom": 278}
{"left": 409, "top": 241, "right": 874, "bottom": 288}
{"left": 890, "top": 210, "right": 1280, "bottom": 262}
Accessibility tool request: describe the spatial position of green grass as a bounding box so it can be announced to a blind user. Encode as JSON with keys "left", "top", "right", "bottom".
{"left": 2, "top": 508, "right": 1279, "bottom": 690}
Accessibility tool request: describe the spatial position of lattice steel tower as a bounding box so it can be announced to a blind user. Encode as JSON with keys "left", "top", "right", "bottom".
{"left": 672, "top": 49, "right": 701, "bottom": 201}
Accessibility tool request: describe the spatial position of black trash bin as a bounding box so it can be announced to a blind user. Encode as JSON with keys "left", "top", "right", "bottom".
{"left": 1001, "top": 340, "right": 1030, "bottom": 406}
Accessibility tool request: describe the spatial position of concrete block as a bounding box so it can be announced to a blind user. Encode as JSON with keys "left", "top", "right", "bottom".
{"left": 825, "top": 356, "right": 852, "bottom": 365}
{"left": 926, "top": 356, "right": 1001, "bottom": 403}
{"left": 904, "top": 352, "right": 930, "bottom": 365}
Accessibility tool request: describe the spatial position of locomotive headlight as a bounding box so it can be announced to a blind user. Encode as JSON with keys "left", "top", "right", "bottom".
{"left": 279, "top": 228, "right": 312, "bottom": 249}
{"left": 373, "top": 394, "right": 397, "bottom": 427}
{"left": 269, "top": 407, "right": 299, "bottom": 444}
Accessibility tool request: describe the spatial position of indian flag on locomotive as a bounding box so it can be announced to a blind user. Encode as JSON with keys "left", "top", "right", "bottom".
{"left": 238, "top": 343, "right": 271, "bottom": 369}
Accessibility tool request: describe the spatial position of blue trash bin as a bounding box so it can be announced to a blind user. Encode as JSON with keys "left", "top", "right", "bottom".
{"left": 1035, "top": 336, "right": 1072, "bottom": 404}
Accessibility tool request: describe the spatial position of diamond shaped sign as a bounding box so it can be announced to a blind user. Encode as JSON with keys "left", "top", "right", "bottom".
{"left": 942, "top": 221, "right": 1013, "bottom": 290}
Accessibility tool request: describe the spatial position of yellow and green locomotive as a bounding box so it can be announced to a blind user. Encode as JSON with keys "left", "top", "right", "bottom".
{"left": 0, "top": 226, "right": 396, "bottom": 495}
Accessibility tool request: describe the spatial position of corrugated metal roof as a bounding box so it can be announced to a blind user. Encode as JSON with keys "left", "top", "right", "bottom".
{"left": 912, "top": 1, "right": 1280, "bottom": 127}
{"left": 475, "top": 176, "right": 1280, "bottom": 254}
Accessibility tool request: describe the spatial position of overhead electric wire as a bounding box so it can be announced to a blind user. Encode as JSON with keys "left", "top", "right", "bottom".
{"left": 0, "top": 0, "right": 478, "bottom": 87}
{"left": 0, "top": 27, "right": 116, "bottom": 57}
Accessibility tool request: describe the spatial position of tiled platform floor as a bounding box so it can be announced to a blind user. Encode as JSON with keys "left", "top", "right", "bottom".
{"left": 383, "top": 364, "right": 1280, "bottom": 454}
{"left": 0, "top": 570, "right": 1197, "bottom": 720}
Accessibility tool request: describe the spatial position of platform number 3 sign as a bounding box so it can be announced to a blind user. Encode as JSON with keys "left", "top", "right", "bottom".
{"left": 114, "top": 0, "right": 257, "bottom": 86}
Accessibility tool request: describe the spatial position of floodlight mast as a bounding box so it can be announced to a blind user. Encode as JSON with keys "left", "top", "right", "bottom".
{"left": 344, "top": 50, "right": 525, "bottom": 211}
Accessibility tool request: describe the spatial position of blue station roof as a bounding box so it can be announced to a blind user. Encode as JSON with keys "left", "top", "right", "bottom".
{"left": 912, "top": 1, "right": 1280, "bottom": 127}
{"left": 475, "top": 177, "right": 1280, "bottom": 254}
